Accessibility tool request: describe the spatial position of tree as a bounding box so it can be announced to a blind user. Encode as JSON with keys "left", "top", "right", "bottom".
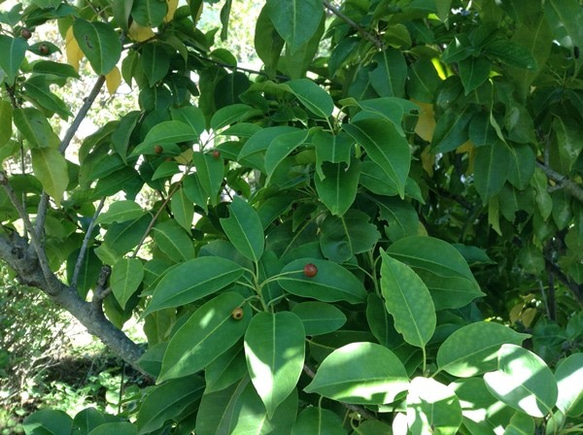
{"left": 0, "top": 0, "right": 582, "bottom": 433}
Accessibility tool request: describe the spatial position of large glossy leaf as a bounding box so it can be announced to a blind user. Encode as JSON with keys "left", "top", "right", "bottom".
{"left": 553, "top": 353, "right": 583, "bottom": 416}
{"left": 343, "top": 119, "right": 410, "bottom": 198}
{"left": 141, "top": 43, "right": 169, "bottom": 87}
{"left": 196, "top": 377, "right": 298, "bottom": 435}
{"left": 265, "top": 129, "right": 310, "bottom": 177}
{"left": 304, "top": 342, "right": 409, "bottom": 405}
{"left": 0, "top": 35, "right": 27, "bottom": 85}
{"left": 436, "top": 322, "right": 530, "bottom": 378}
{"left": 73, "top": 19, "right": 121, "bottom": 75}
{"left": 291, "top": 302, "right": 346, "bottom": 336}
{"left": 278, "top": 258, "right": 367, "bottom": 304}
{"left": 31, "top": 148, "right": 69, "bottom": 205}
{"left": 220, "top": 196, "right": 265, "bottom": 262}
{"left": 111, "top": 258, "right": 143, "bottom": 309}
{"left": 137, "top": 376, "right": 205, "bottom": 434}
{"left": 319, "top": 210, "right": 380, "bottom": 263}
{"left": 315, "top": 159, "right": 360, "bottom": 217}
{"left": 158, "top": 292, "right": 251, "bottom": 382}
{"left": 484, "top": 344, "right": 558, "bottom": 418}
{"left": 387, "top": 236, "right": 485, "bottom": 310}
{"left": 291, "top": 407, "right": 345, "bottom": 435}
{"left": 13, "top": 107, "right": 60, "bottom": 149}
{"left": 369, "top": 49, "right": 407, "bottom": 98}
{"left": 407, "top": 377, "right": 463, "bottom": 435}
{"left": 244, "top": 312, "right": 305, "bottom": 418}
{"left": 282, "top": 78, "right": 334, "bottom": 118}
{"left": 151, "top": 220, "right": 194, "bottom": 263}
{"left": 265, "top": 0, "right": 323, "bottom": 54}
{"left": 0, "top": 100, "right": 13, "bottom": 148}
{"left": 380, "top": 250, "right": 436, "bottom": 348}
{"left": 144, "top": 257, "right": 245, "bottom": 314}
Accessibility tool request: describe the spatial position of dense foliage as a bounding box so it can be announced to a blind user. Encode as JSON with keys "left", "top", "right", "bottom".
{"left": 0, "top": 0, "right": 582, "bottom": 433}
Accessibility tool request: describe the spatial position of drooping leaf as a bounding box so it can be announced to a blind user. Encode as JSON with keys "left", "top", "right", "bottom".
{"left": 111, "top": 258, "right": 143, "bottom": 309}
{"left": 73, "top": 19, "right": 122, "bottom": 75}
{"left": 343, "top": 119, "right": 410, "bottom": 198}
{"left": 436, "top": 322, "right": 530, "bottom": 378}
{"left": 158, "top": 292, "right": 251, "bottom": 382}
{"left": 278, "top": 257, "right": 367, "bottom": 304}
{"left": 265, "top": 0, "right": 323, "bottom": 54}
{"left": 244, "top": 311, "right": 305, "bottom": 417}
{"left": 380, "top": 250, "right": 436, "bottom": 348}
{"left": 304, "top": 342, "right": 409, "bottom": 404}
{"left": 145, "top": 257, "right": 245, "bottom": 314}
{"left": 31, "top": 148, "right": 69, "bottom": 205}
{"left": 484, "top": 344, "right": 558, "bottom": 418}
{"left": 406, "top": 377, "right": 463, "bottom": 435}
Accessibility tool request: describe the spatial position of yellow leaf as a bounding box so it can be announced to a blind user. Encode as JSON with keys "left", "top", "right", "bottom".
{"left": 420, "top": 146, "right": 435, "bottom": 176}
{"left": 413, "top": 101, "right": 436, "bottom": 142}
{"left": 165, "top": 0, "right": 179, "bottom": 22}
{"left": 175, "top": 148, "right": 193, "bottom": 165}
{"left": 65, "top": 26, "right": 83, "bottom": 72}
{"left": 128, "top": 21, "right": 155, "bottom": 42}
{"left": 106, "top": 66, "right": 121, "bottom": 95}
{"left": 456, "top": 140, "right": 476, "bottom": 174}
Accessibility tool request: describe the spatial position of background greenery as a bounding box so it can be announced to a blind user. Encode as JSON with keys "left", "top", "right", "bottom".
{"left": 0, "top": 0, "right": 581, "bottom": 433}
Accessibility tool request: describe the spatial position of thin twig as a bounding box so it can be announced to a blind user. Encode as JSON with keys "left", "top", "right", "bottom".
{"left": 71, "top": 197, "right": 106, "bottom": 291}
{"left": 196, "top": 54, "right": 290, "bottom": 81}
{"left": 0, "top": 172, "right": 56, "bottom": 293}
{"left": 303, "top": 364, "right": 379, "bottom": 421}
{"left": 322, "top": 0, "right": 384, "bottom": 50}
{"left": 92, "top": 265, "right": 112, "bottom": 311}
{"left": 536, "top": 161, "right": 583, "bottom": 203}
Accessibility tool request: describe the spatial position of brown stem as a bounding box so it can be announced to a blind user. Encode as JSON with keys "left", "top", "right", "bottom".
{"left": 536, "top": 161, "right": 583, "bottom": 204}
{"left": 322, "top": 0, "right": 384, "bottom": 50}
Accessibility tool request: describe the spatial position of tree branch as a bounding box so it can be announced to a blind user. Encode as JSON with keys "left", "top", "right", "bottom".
{"left": 322, "top": 0, "right": 384, "bottom": 50}
{"left": 536, "top": 161, "right": 583, "bottom": 203}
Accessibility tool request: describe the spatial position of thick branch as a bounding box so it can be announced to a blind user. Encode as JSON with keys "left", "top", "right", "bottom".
{"left": 322, "top": 0, "right": 384, "bottom": 49}
{"left": 536, "top": 161, "right": 583, "bottom": 203}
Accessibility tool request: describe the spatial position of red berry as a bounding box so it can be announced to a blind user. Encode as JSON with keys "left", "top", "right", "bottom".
{"left": 231, "top": 307, "right": 244, "bottom": 320}
{"left": 212, "top": 150, "right": 221, "bottom": 159}
{"left": 38, "top": 43, "right": 50, "bottom": 55}
{"left": 154, "top": 145, "right": 163, "bottom": 154}
{"left": 303, "top": 263, "right": 318, "bottom": 278}
{"left": 20, "top": 28, "right": 32, "bottom": 40}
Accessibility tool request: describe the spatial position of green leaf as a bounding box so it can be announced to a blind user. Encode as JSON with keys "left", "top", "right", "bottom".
{"left": 193, "top": 151, "right": 223, "bottom": 206}
{"left": 0, "top": 35, "right": 27, "bottom": 85}
{"left": 278, "top": 15, "right": 325, "bottom": 79}
{"left": 111, "top": 258, "right": 143, "bottom": 309}
{"left": 73, "top": 19, "right": 122, "bottom": 75}
{"left": 23, "top": 409, "right": 73, "bottom": 435}
{"left": 205, "top": 346, "right": 248, "bottom": 394}
{"left": 111, "top": 0, "right": 133, "bottom": 33}
{"left": 474, "top": 141, "right": 511, "bottom": 203}
{"left": 265, "top": 0, "right": 323, "bottom": 54}
{"left": 380, "top": 250, "right": 436, "bottom": 348}
{"left": 132, "top": 121, "right": 199, "bottom": 157}
{"left": 315, "top": 159, "right": 360, "bottom": 216}
{"left": 544, "top": 0, "right": 583, "bottom": 50}
{"left": 0, "top": 100, "right": 12, "bottom": 148}
{"left": 265, "top": 129, "right": 310, "bottom": 178}
{"left": 407, "top": 58, "right": 442, "bottom": 103}
{"left": 244, "top": 311, "right": 305, "bottom": 418}
{"left": 13, "top": 107, "right": 60, "bottom": 149}
{"left": 304, "top": 342, "right": 409, "bottom": 405}
{"left": 88, "top": 422, "right": 136, "bottom": 435}
{"left": 196, "top": 378, "right": 298, "bottom": 435}
{"left": 151, "top": 220, "right": 194, "bottom": 263}
{"left": 436, "top": 322, "right": 530, "bottom": 378}
{"left": 343, "top": 119, "right": 410, "bottom": 198}
{"left": 484, "top": 344, "right": 558, "bottom": 418}
{"left": 507, "top": 144, "right": 535, "bottom": 190}
{"left": 278, "top": 257, "right": 367, "bottom": 304}
{"left": 406, "top": 377, "right": 463, "bottom": 435}
{"left": 282, "top": 79, "right": 334, "bottom": 118}
{"left": 313, "top": 130, "right": 353, "bottom": 171}
{"left": 254, "top": 6, "right": 284, "bottom": 78}
{"left": 238, "top": 126, "right": 298, "bottom": 172}
{"left": 432, "top": 106, "right": 473, "bottom": 153}
{"left": 504, "top": 411, "right": 536, "bottom": 435}
{"left": 373, "top": 195, "right": 419, "bottom": 241}
{"left": 97, "top": 201, "right": 145, "bottom": 225}
{"left": 31, "top": 148, "right": 69, "bottom": 205}
{"left": 319, "top": 210, "right": 380, "bottom": 263}
{"left": 145, "top": 257, "right": 244, "bottom": 314}
{"left": 171, "top": 187, "right": 193, "bottom": 232}
{"left": 220, "top": 196, "right": 265, "bottom": 262}
{"left": 555, "top": 353, "right": 583, "bottom": 416}
{"left": 131, "top": 0, "right": 167, "bottom": 28}
{"left": 137, "top": 376, "right": 205, "bottom": 434}
{"left": 291, "top": 302, "right": 347, "bottom": 336}
{"left": 23, "top": 76, "right": 72, "bottom": 119}
{"left": 387, "top": 236, "right": 485, "bottom": 310}
{"left": 369, "top": 49, "right": 407, "bottom": 98}
{"left": 211, "top": 103, "right": 253, "bottom": 131}
{"left": 354, "top": 98, "right": 419, "bottom": 137}
{"left": 458, "top": 57, "right": 491, "bottom": 94}
{"left": 141, "top": 43, "right": 169, "bottom": 87}
{"left": 158, "top": 292, "right": 251, "bottom": 382}
{"left": 170, "top": 106, "right": 206, "bottom": 137}
{"left": 291, "top": 407, "right": 345, "bottom": 435}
